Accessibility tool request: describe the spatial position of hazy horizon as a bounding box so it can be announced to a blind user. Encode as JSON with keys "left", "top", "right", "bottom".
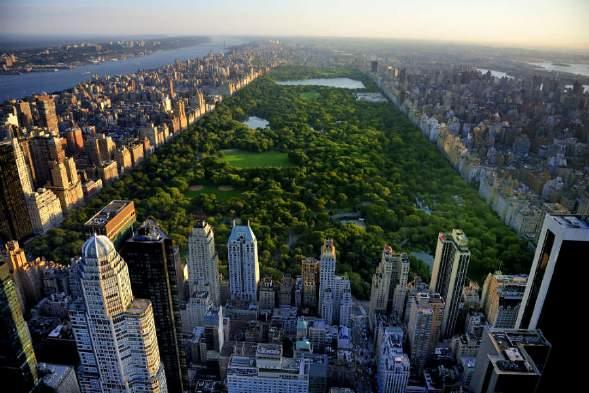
{"left": 0, "top": 0, "right": 588, "bottom": 52}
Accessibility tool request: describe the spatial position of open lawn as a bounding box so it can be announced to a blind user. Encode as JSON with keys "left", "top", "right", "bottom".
{"left": 221, "top": 149, "right": 293, "bottom": 168}
{"left": 300, "top": 91, "right": 321, "bottom": 100}
{"left": 185, "top": 184, "right": 241, "bottom": 201}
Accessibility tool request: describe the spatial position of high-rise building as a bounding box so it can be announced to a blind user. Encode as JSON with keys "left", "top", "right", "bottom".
{"left": 470, "top": 329, "right": 551, "bottom": 393}
{"left": 319, "top": 239, "right": 336, "bottom": 324}
{"left": 406, "top": 292, "right": 445, "bottom": 374}
{"left": 0, "top": 261, "right": 38, "bottom": 393}
{"left": 335, "top": 276, "right": 352, "bottom": 327}
{"left": 368, "top": 246, "right": 409, "bottom": 330}
{"left": 84, "top": 200, "right": 136, "bottom": 245}
{"left": 480, "top": 272, "right": 527, "bottom": 329}
{"left": 69, "top": 235, "right": 168, "bottom": 393}
{"left": 129, "top": 141, "right": 145, "bottom": 166}
{"left": 16, "top": 100, "right": 34, "bottom": 128}
{"left": 175, "top": 100, "right": 187, "bottom": 129}
{"left": 183, "top": 290, "right": 212, "bottom": 334}
{"left": 279, "top": 275, "right": 294, "bottom": 306}
{"left": 516, "top": 214, "right": 588, "bottom": 392}
{"left": 227, "top": 343, "right": 309, "bottom": 393}
{"left": 29, "top": 134, "right": 65, "bottom": 188}
{"left": 259, "top": 276, "right": 276, "bottom": 313}
{"left": 26, "top": 187, "right": 63, "bottom": 235}
{"left": 430, "top": 229, "right": 470, "bottom": 338}
{"left": 47, "top": 157, "right": 84, "bottom": 211}
{"left": 187, "top": 220, "right": 221, "bottom": 306}
{"left": 376, "top": 327, "right": 410, "bottom": 393}
{"left": 227, "top": 221, "right": 259, "bottom": 304}
{"left": 85, "top": 133, "right": 115, "bottom": 166}
{"left": 97, "top": 160, "right": 119, "bottom": 183}
{"left": 65, "top": 127, "right": 85, "bottom": 155}
{"left": 114, "top": 146, "right": 132, "bottom": 174}
{"left": 301, "top": 257, "right": 319, "bottom": 309}
{"left": 120, "top": 219, "right": 187, "bottom": 393}
{"left": 0, "top": 138, "right": 33, "bottom": 241}
{"left": 35, "top": 95, "right": 59, "bottom": 135}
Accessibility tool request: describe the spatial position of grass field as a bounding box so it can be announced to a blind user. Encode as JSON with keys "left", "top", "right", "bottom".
{"left": 221, "top": 149, "right": 293, "bottom": 169}
{"left": 185, "top": 184, "right": 241, "bottom": 201}
{"left": 300, "top": 91, "right": 321, "bottom": 100}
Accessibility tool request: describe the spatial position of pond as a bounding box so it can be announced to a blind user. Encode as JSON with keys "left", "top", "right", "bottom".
{"left": 243, "top": 116, "right": 269, "bottom": 129}
{"left": 277, "top": 77, "right": 365, "bottom": 89}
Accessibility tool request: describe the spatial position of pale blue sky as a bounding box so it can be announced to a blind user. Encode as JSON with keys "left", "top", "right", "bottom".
{"left": 1, "top": 0, "right": 588, "bottom": 49}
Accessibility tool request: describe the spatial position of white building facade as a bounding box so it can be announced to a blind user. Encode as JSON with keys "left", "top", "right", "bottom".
{"left": 187, "top": 220, "right": 221, "bottom": 306}
{"left": 69, "top": 235, "right": 168, "bottom": 393}
{"left": 227, "top": 221, "right": 259, "bottom": 304}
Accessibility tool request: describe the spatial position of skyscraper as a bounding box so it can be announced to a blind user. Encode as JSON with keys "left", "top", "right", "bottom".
{"left": 335, "top": 276, "right": 352, "bottom": 327}
{"left": 0, "top": 138, "right": 33, "bottom": 241}
{"left": 15, "top": 100, "right": 33, "bottom": 128}
{"left": 48, "top": 157, "right": 84, "bottom": 210}
{"left": 469, "top": 328, "right": 551, "bottom": 393}
{"left": 35, "top": 95, "right": 59, "bottom": 135}
{"left": 406, "top": 292, "right": 445, "bottom": 374}
{"left": 516, "top": 214, "right": 589, "bottom": 392}
{"left": 0, "top": 261, "right": 38, "bottom": 393}
{"left": 187, "top": 220, "right": 221, "bottom": 306}
{"left": 368, "top": 246, "right": 409, "bottom": 330}
{"left": 376, "top": 327, "right": 410, "bottom": 393}
{"left": 301, "top": 257, "right": 320, "bottom": 309}
{"left": 121, "top": 219, "right": 186, "bottom": 393}
{"left": 480, "top": 272, "right": 527, "bottom": 329}
{"left": 430, "top": 229, "right": 470, "bottom": 338}
{"left": 29, "top": 134, "right": 65, "bottom": 188}
{"left": 227, "top": 221, "right": 259, "bottom": 304}
{"left": 318, "top": 239, "right": 336, "bottom": 324}
{"left": 69, "top": 235, "right": 168, "bottom": 393}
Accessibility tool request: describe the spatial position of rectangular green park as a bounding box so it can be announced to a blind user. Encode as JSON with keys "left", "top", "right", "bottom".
{"left": 221, "top": 149, "right": 293, "bottom": 169}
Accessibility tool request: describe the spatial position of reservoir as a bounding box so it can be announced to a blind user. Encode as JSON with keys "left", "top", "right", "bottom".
{"left": 0, "top": 37, "right": 244, "bottom": 102}
{"left": 243, "top": 116, "right": 269, "bottom": 129}
{"left": 476, "top": 68, "right": 514, "bottom": 79}
{"left": 277, "top": 78, "right": 365, "bottom": 89}
{"left": 530, "top": 62, "right": 589, "bottom": 78}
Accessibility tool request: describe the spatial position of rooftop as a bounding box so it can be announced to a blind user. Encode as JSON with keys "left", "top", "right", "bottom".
{"left": 84, "top": 200, "right": 134, "bottom": 227}
{"left": 551, "top": 214, "right": 589, "bottom": 230}
{"left": 228, "top": 221, "right": 256, "bottom": 243}
{"left": 490, "top": 329, "right": 550, "bottom": 375}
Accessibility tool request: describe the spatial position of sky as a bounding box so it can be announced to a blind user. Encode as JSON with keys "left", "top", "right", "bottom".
{"left": 1, "top": 0, "right": 588, "bottom": 50}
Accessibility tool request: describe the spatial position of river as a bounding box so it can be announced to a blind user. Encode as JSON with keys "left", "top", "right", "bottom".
{"left": 0, "top": 37, "right": 246, "bottom": 102}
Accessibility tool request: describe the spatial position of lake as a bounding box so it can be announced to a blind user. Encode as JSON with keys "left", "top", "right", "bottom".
{"left": 0, "top": 37, "right": 245, "bottom": 102}
{"left": 277, "top": 78, "right": 365, "bottom": 89}
{"left": 476, "top": 68, "right": 514, "bottom": 79}
{"left": 530, "top": 62, "right": 589, "bottom": 77}
{"left": 243, "top": 116, "right": 269, "bottom": 129}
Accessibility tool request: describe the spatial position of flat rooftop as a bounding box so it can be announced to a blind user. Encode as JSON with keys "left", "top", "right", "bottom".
{"left": 551, "top": 214, "right": 589, "bottom": 229}
{"left": 490, "top": 329, "right": 550, "bottom": 375}
{"left": 84, "top": 200, "right": 134, "bottom": 227}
